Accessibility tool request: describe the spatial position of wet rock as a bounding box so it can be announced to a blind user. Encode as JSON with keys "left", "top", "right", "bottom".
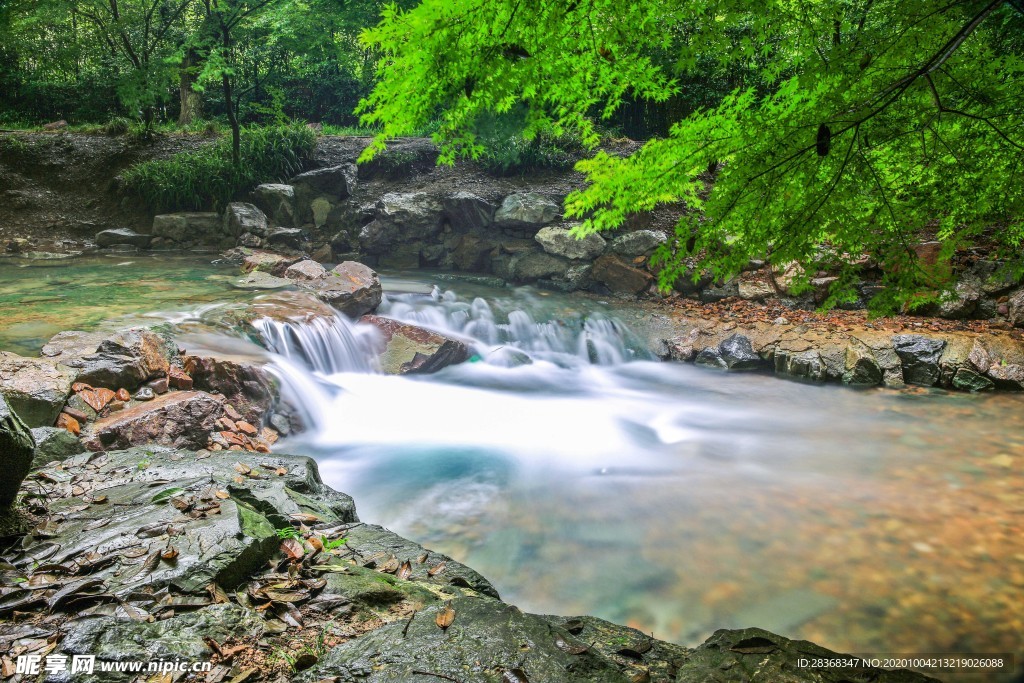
{"left": 0, "top": 352, "right": 75, "bottom": 427}
{"left": 695, "top": 347, "right": 728, "bottom": 369}
{"left": 167, "top": 366, "right": 193, "bottom": 390}
{"left": 591, "top": 253, "right": 654, "bottom": 296}
{"left": 494, "top": 192, "right": 560, "bottom": 229}
{"left": 240, "top": 249, "right": 300, "bottom": 276}
{"left": 133, "top": 387, "right": 155, "bottom": 401}
{"left": 84, "top": 391, "right": 222, "bottom": 450}
{"left": 184, "top": 356, "right": 275, "bottom": 425}
{"left": 56, "top": 411, "right": 80, "bottom": 434}
{"left": 267, "top": 227, "right": 305, "bottom": 250}
{"left": 56, "top": 328, "right": 173, "bottom": 390}
{"left": 952, "top": 367, "right": 995, "bottom": 392}
{"left": 451, "top": 233, "right": 495, "bottom": 271}
{"left": 252, "top": 183, "right": 297, "bottom": 227}
{"left": 0, "top": 395, "right": 34, "bottom": 508}
{"left": 893, "top": 335, "right": 946, "bottom": 386}
{"left": 311, "top": 261, "right": 383, "bottom": 317}
{"left": 361, "top": 315, "right": 470, "bottom": 374}
{"left": 233, "top": 271, "right": 293, "bottom": 290}
{"left": 700, "top": 279, "right": 739, "bottom": 303}
{"left": 512, "top": 250, "right": 570, "bottom": 281}
{"left": 30, "top": 426, "right": 85, "bottom": 467}
{"left": 535, "top": 225, "right": 605, "bottom": 260}
{"left": 987, "top": 362, "right": 1024, "bottom": 390}
{"left": 151, "top": 212, "right": 220, "bottom": 244}
{"left": 664, "top": 330, "right": 700, "bottom": 362}
{"left": 938, "top": 275, "right": 981, "bottom": 319}
{"left": 610, "top": 229, "right": 668, "bottom": 257}
{"left": 95, "top": 228, "right": 152, "bottom": 249}
{"left": 1008, "top": 286, "right": 1024, "bottom": 328}
{"left": 442, "top": 191, "right": 495, "bottom": 231}
{"left": 237, "top": 231, "right": 262, "bottom": 248}
{"left": 224, "top": 202, "right": 269, "bottom": 238}
{"left": 843, "top": 341, "right": 883, "bottom": 386}
{"left": 718, "top": 334, "right": 767, "bottom": 370}
{"left": 774, "top": 348, "right": 827, "bottom": 381}
{"left": 284, "top": 259, "right": 327, "bottom": 281}
{"left": 360, "top": 192, "right": 443, "bottom": 254}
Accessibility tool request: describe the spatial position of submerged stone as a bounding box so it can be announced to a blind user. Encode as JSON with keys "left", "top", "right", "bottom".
{"left": 361, "top": 315, "right": 470, "bottom": 374}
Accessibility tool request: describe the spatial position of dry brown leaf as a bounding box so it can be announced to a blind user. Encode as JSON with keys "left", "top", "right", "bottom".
{"left": 160, "top": 546, "right": 179, "bottom": 561}
{"left": 280, "top": 538, "right": 304, "bottom": 560}
{"left": 233, "top": 462, "right": 252, "bottom": 475}
{"left": 396, "top": 560, "right": 413, "bottom": 581}
{"left": 214, "top": 490, "right": 230, "bottom": 499}
{"left": 427, "top": 561, "right": 446, "bottom": 577}
{"left": 435, "top": 604, "right": 455, "bottom": 630}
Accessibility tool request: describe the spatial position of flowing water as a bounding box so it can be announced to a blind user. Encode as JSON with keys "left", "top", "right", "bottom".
{"left": 3, "top": 258, "right": 1023, "bottom": 680}
{"left": 255, "top": 277, "right": 1024, "bottom": 682}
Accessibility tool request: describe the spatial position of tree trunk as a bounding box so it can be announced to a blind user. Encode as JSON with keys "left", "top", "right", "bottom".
{"left": 221, "top": 27, "right": 240, "bottom": 167}
{"left": 178, "top": 49, "right": 202, "bottom": 126}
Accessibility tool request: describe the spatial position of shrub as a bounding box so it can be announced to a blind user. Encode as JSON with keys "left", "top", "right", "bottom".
{"left": 477, "top": 132, "right": 581, "bottom": 176}
{"left": 121, "top": 124, "right": 316, "bottom": 212}
{"left": 102, "top": 117, "right": 132, "bottom": 136}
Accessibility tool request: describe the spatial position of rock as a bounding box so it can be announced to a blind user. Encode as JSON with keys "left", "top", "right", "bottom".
{"left": 184, "top": 356, "right": 275, "bottom": 425}
{"left": 290, "top": 163, "right": 357, "bottom": 199}
{"left": 938, "top": 275, "right": 981, "bottom": 319}
{"left": 892, "top": 335, "right": 945, "bottom": 386}
{"left": 591, "top": 253, "right": 654, "bottom": 295}
{"left": 0, "top": 352, "right": 75, "bottom": 427}
{"left": 266, "top": 227, "right": 305, "bottom": 250}
{"left": 361, "top": 315, "right": 470, "bottom": 374}
{"left": 151, "top": 212, "right": 220, "bottom": 244}
{"left": 493, "top": 192, "right": 560, "bottom": 229}
{"left": 134, "top": 387, "right": 155, "bottom": 401}
{"left": 360, "top": 193, "right": 443, "bottom": 254}
{"left": 30, "top": 426, "right": 85, "bottom": 467}
{"left": 700, "top": 279, "right": 739, "bottom": 302}
{"left": 56, "top": 412, "right": 80, "bottom": 434}
{"left": 233, "top": 271, "right": 294, "bottom": 290}
{"left": 952, "top": 367, "right": 995, "bottom": 392}
{"left": 57, "top": 328, "right": 173, "bottom": 390}
{"left": 987, "top": 362, "right": 1024, "bottom": 390}
{"left": 694, "top": 347, "right": 728, "bottom": 369}
{"left": 83, "top": 391, "right": 222, "bottom": 450}
{"left": 240, "top": 249, "right": 300, "bottom": 276}
{"left": 41, "top": 119, "right": 67, "bottom": 131}
{"left": 562, "top": 263, "right": 593, "bottom": 291}
{"left": 972, "top": 259, "right": 1020, "bottom": 295}
{"left": 967, "top": 340, "right": 991, "bottom": 374}
{"left": 252, "top": 183, "right": 296, "bottom": 227}
{"left": 1008, "top": 287, "right": 1024, "bottom": 327}
{"left": 167, "top": 365, "right": 193, "bottom": 390}
{"left": 284, "top": 259, "right": 327, "bottom": 281}
{"left": 843, "top": 341, "right": 883, "bottom": 386}
{"left": 534, "top": 225, "right": 606, "bottom": 260}
{"left": 718, "top": 334, "right": 767, "bottom": 370}
{"left": 148, "top": 377, "right": 169, "bottom": 394}
{"left": 0, "top": 395, "right": 34, "bottom": 508}
{"left": 512, "top": 251, "right": 570, "bottom": 281}
{"left": 737, "top": 275, "right": 775, "bottom": 301}
{"left": 224, "top": 202, "right": 269, "bottom": 238}
{"left": 775, "top": 348, "right": 827, "bottom": 381}
{"left": 311, "top": 261, "right": 383, "bottom": 317}
{"left": 237, "top": 231, "right": 262, "bottom": 248}
{"left": 95, "top": 228, "right": 152, "bottom": 249}
{"left": 664, "top": 330, "right": 700, "bottom": 362}
{"left": 610, "top": 229, "right": 668, "bottom": 257}
{"left": 442, "top": 191, "right": 495, "bottom": 231}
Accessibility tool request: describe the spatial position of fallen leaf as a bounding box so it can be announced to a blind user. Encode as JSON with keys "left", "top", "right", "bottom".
{"left": 289, "top": 513, "right": 319, "bottom": 523}
{"left": 397, "top": 560, "right": 413, "bottom": 581}
{"left": 427, "top": 561, "right": 446, "bottom": 577}
{"left": 435, "top": 604, "right": 455, "bottom": 630}
{"left": 280, "top": 538, "right": 304, "bottom": 560}
{"left": 233, "top": 462, "right": 252, "bottom": 475}
{"left": 83, "top": 518, "right": 110, "bottom": 531}
{"left": 502, "top": 669, "right": 529, "bottom": 683}
{"left": 215, "top": 490, "right": 230, "bottom": 499}
{"left": 161, "top": 546, "right": 179, "bottom": 561}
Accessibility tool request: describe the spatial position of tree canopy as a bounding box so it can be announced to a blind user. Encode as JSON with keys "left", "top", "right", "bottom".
{"left": 359, "top": 0, "right": 1024, "bottom": 310}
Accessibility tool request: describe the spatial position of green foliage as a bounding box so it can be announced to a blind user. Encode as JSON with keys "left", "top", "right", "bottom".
{"left": 276, "top": 526, "right": 302, "bottom": 540}
{"left": 121, "top": 124, "right": 315, "bottom": 211}
{"left": 321, "top": 536, "right": 347, "bottom": 551}
{"left": 359, "top": 0, "right": 1024, "bottom": 312}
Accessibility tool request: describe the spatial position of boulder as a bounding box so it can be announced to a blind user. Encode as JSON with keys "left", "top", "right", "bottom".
{"left": 893, "top": 335, "right": 946, "bottom": 386}
{"left": 30, "top": 426, "right": 85, "bottom": 467}
{"left": 183, "top": 356, "right": 276, "bottom": 426}
{"left": 987, "top": 362, "right": 1024, "bottom": 390}
{"left": 774, "top": 348, "right": 827, "bottom": 381}
{"left": 451, "top": 234, "right": 495, "bottom": 272}
{"left": 232, "top": 271, "right": 294, "bottom": 290}
{"left": 0, "top": 353, "right": 75, "bottom": 427}
{"left": 266, "top": 227, "right": 305, "bottom": 250}
{"left": 442, "top": 191, "right": 495, "bottom": 231}
{"left": 952, "top": 367, "right": 995, "bottom": 392}
{"left": 95, "top": 228, "right": 152, "bottom": 249}
{"left": 737, "top": 275, "right": 775, "bottom": 301}
{"left": 284, "top": 259, "right": 327, "bottom": 281}
{"left": 151, "top": 212, "right": 220, "bottom": 244}
{"left": 719, "top": 334, "right": 768, "bottom": 370}
{"left": 843, "top": 341, "right": 883, "bottom": 386}
{"left": 240, "top": 249, "right": 301, "bottom": 276}
{"left": 937, "top": 276, "right": 981, "bottom": 319}
{"left": 312, "top": 261, "right": 383, "bottom": 318}
{"left": 83, "top": 390, "right": 223, "bottom": 450}
{"left": 664, "top": 329, "right": 700, "bottom": 362}
{"left": 700, "top": 279, "right": 740, "bottom": 302}
{"left": 494, "top": 192, "right": 560, "bottom": 229}
{"left": 1008, "top": 286, "right": 1024, "bottom": 327}
{"left": 591, "top": 253, "right": 654, "bottom": 295}
{"left": 610, "top": 229, "right": 668, "bottom": 257}
{"left": 967, "top": 340, "right": 992, "bottom": 374}
{"left": 360, "top": 193, "right": 443, "bottom": 254}
{"left": 512, "top": 251, "right": 570, "bottom": 281}
{"left": 224, "top": 202, "right": 269, "bottom": 238}
{"left": 0, "top": 395, "right": 34, "bottom": 508}
{"left": 290, "top": 163, "right": 357, "bottom": 199}
{"left": 361, "top": 315, "right": 470, "bottom": 374}
{"left": 694, "top": 347, "right": 728, "bottom": 369}
{"left": 55, "top": 328, "right": 173, "bottom": 390}
{"left": 251, "top": 183, "right": 297, "bottom": 227}
{"left": 534, "top": 225, "right": 606, "bottom": 260}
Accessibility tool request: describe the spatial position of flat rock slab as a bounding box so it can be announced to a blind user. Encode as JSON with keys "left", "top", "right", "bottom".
{"left": 84, "top": 390, "right": 222, "bottom": 450}
{"left": 0, "top": 351, "right": 75, "bottom": 427}
{"left": 360, "top": 315, "right": 470, "bottom": 374}
{"left": 311, "top": 261, "right": 382, "bottom": 318}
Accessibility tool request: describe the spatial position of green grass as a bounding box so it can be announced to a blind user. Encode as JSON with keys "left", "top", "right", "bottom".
{"left": 121, "top": 124, "right": 317, "bottom": 212}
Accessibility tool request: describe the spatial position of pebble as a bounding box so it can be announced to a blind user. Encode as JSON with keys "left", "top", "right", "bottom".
{"left": 134, "top": 387, "right": 155, "bottom": 401}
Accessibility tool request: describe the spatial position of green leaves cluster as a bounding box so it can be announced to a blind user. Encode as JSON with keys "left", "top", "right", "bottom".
{"left": 359, "top": 0, "right": 1024, "bottom": 311}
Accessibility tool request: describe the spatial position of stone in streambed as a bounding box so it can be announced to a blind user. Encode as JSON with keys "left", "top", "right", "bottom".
{"left": 83, "top": 391, "right": 222, "bottom": 450}
{"left": 591, "top": 253, "right": 654, "bottom": 296}
{"left": 184, "top": 356, "right": 275, "bottom": 426}
{"left": 56, "top": 328, "right": 173, "bottom": 391}
{"left": 284, "top": 259, "right": 327, "bottom": 281}
{"left": 95, "top": 228, "right": 152, "bottom": 249}
{"left": 0, "top": 395, "right": 35, "bottom": 508}
{"left": 30, "top": 426, "right": 85, "bottom": 467}
{"left": 893, "top": 334, "right": 946, "bottom": 386}
{"left": 233, "top": 271, "right": 293, "bottom": 290}
{"left": 952, "top": 367, "right": 994, "bottom": 392}
{"left": 0, "top": 352, "right": 75, "bottom": 427}
{"left": 695, "top": 334, "right": 767, "bottom": 371}
{"left": 534, "top": 225, "right": 605, "bottom": 260}
{"left": 360, "top": 315, "right": 470, "bottom": 375}
{"left": 311, "top": 261, "right": 383, "bottom": 317}
{"left": 240, "top": 249, "right": 300, "bottom": 276}
{"left": 843, "top": 340, "right": 883, "bottom": 386}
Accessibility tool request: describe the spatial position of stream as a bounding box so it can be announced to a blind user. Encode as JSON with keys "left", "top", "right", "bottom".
{"left": 3, "top": 257, "right": 1023, "bottom": 680}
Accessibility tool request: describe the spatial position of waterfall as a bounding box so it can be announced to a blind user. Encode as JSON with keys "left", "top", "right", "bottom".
{"left": 252, "top": 314, "right": 377, "bottom": 374}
